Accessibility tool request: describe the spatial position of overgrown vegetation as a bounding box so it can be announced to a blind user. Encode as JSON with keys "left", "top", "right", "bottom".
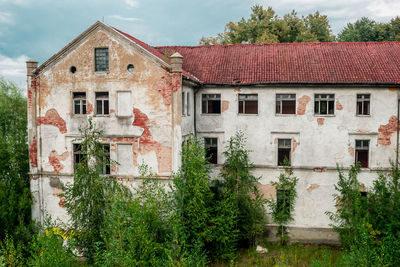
{"left": 327, "top": 163, "right": 400, "bottom": 266}
{"left": 268, "top": 160, "right": 298, "bottom": 245}
{"left": 200, "top": 5, "right": 400, "bottom": 44}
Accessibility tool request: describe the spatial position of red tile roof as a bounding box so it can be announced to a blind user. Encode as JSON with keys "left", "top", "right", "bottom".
{"left": 113, "top": 26, "right": 400, "bottom": 86}
{"left": 155, "top": 42, "right": 400, "bottom": 85}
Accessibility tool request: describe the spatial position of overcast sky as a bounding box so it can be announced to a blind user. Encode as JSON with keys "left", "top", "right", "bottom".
{"left": 0, "top": 0, "right": 399, "bottom": 88}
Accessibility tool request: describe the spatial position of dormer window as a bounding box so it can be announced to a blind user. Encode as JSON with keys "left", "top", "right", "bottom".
{"left": 95, "top": 48, "right": 109, "bottom": 72}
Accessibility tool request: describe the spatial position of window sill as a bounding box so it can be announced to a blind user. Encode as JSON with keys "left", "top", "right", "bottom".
{"left": 238, "top": 113, "right": 259, "bottom": 116}
{"left": 201, "top": 113, "right": 221, "bottom": 116}
{"left": 275, "top": 114, "right": 296, "bottom": 117}
{"left": 93, "top": 115, "right": 110, "bottom": 117}
{"left": 314, "top": 114, "right": 335, "bottom": 117}
{"left": 356, "top": 115, "right": 371, "bottom": 117}
{"left": 116, "top": 115, "right": 133, "bottom": 119}
{"left": 71, "top": 114, "right": 88, "bottom": 118}
{"left": 94, "top": 71, "right": 109, "bottom": 76}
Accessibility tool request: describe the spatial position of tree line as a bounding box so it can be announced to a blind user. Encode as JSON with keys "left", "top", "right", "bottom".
{"left": 200, "top": 5, "right": 400, "bottom": 45}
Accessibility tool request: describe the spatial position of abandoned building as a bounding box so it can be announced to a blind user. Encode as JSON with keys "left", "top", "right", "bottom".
{"left": 27, "top": 21, "right": 400, "bottom": 244}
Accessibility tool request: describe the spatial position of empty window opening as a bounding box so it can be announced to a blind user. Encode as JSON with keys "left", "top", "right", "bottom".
{"left": 95, "top": 48, "right": 109, "bottom": 72}
{"left": 277, "top": 189, "right": 290, "bottom": 216}
{"left": 204, "top": 137, "right": 218, "bottom": 164}
{"left": 276, "top": 94, "right": 296, "bottom": 114}
{"left": 357, "top": 94, "right": 370, "bottom": 116}
{"left": 355, "top": 140, "right": 369, "bottom": 168}
{"left": 73, "top": 143, "right": 85, "bottom": 171}
{"left": 70, "top": 66, "right": 77, "bottom": 74}
{"left": 202, "top": 94, "right": 221, "bottom": 114}
{"left": 127, "top": 64, "right": 134, "bottom": 73}
{"left": 239, "top": 94, "right": 258, "bottom": 114}
{"left": 187, "top": 91, "right": 190, "bottom": 116}
{"left": 278, "top": 138, "right": 291, "bottom": 166}
{"left": 315, "top": 94, "right": 335, "bottom": 115}
{"left": 95, "top": 92, "right": 109, "bottom": 115}
{"left": 182, "top": 92, "right": 186, "bottom": 116}
{"left": 73, "top": 92, "right": 86, "bottom": 115}
{"left": 98, "top": 144, "right": 110, "bottom": 175}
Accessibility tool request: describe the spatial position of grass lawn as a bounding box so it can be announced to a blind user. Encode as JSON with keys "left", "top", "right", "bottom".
{"left": 213, "top": 243, "right": 344, "bottom": 267}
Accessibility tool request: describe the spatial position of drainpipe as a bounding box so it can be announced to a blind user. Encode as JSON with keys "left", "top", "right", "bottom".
{"left": 396, "top": 91, "right": 400, "bottom": 171}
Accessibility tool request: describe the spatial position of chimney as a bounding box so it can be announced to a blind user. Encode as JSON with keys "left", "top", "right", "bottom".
{"left": 26, "top": 59, "right": 38, "bottom": 77}
{"left": 170, "top": 52, "right": 183, "bottom": 73}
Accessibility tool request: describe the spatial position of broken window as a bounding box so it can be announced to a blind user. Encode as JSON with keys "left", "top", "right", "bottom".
{"left": 182, "top": 92, "right": 186, "bottom": 116}
{"left": 187, "top": 91, "right": 190, "bottom": 116}
{"left": 73, "top": 143, "right": 85, "bottom": 171}
{"left": 204, "top": 137, "right": 218, "bottom": 164}
{"left": 98, "top": 144, "right": 110, "bottom": 175}
{"left": 276, "top": 94, "right": 296, "bottom": 114}
{"left": 355, "top": 140, "right": 369, "bottom": 168}
{"left": 278, "top": 138, "right": 291, "bottom": 166}
{"left": 239, "top": 94, "right": 258, "bottom": 114}
{"left": 73, "top": 92, "right": 86, "bottom": 115}
{"left": 277, "top": 189, "right": 290, "bottom": 215}
{"left": 202, "top": 94, "right": 221, "bottom": 114}
{"left": 95, "top": 48, "right": 109, "bottom": 72}
{"left": 315, "top": 94, "right": 335, "bottom": 115}
{"left": 117, "top": 91, "right": 132, "bottom": 117}
{"left": 95, "top": 92, "right": 109, "bottom": 115}
{"left": 357, "top": 94, "right": 370, "bottom": 116}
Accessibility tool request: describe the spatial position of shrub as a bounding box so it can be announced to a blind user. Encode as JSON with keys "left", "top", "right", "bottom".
{"left": 0, "top": 235, "right": 24, "bottom": 267}
{"left": 267, "top": 160, "right": 298, "bottom": 245}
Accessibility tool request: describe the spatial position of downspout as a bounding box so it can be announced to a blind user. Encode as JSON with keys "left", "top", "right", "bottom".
{"left": 193, "top": 85, "right": 202, "bottom": 136}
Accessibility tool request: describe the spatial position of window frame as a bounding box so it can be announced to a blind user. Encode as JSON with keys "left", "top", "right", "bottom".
{"left": 95, "top": 91, "right": 110, "bottom": 116}
{"left": 277, "top": 138, "right": 292, "bottom": 166}
{"left": 204, "top": 137, "right": 218, "bottom": 164}
{"left": 276, "top": 94, "right": 296, "bottom": 115}
{"left": 355, "top": 139, "right": 370, "bottom": 168}
{"left": 72, "top": 92, "right": 87, "bottom": 116}
{"left": 238, "top": 93, "right": 258, "bottom": 115}
{"left": 99, "top": 144, "right": 111, "bottom": 175}
{"left": 73, "top": 143, "right": 85, "bottom": 172}
{"left": 94, "top": 47, "right": 109, "bottom": 72}
{"left": 314, "top": 94, "right": 335, "bottom": 116}
{"left": 201, "top": 94, "right": 221, "bottom": 115}
{"left": 356, "top": 94, "right": 371, "bottom": 116}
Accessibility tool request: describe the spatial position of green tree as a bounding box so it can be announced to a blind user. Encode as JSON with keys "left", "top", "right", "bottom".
{"left": 0, "top": 78, "right": 32, "bottom": 249}
{"left": 218, "top": 132, "right": 267, "bottom": 247}
{"left": 267, "top": 160, "right": 298, "bottom": 245}
{"left": 62, "top": 118, "right": 121, "bottom": 260}
{"left": 199, "top": 5, "right": 334, "bottom": 44}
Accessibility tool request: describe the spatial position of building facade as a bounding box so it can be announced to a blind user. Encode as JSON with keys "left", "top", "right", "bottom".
{"left": 27, "top": 21, "right": 400, "bottom": 244}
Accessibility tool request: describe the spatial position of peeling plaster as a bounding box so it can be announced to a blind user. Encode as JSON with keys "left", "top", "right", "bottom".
{"left": 49, "top": 150, "right": 69, "bottom": 173}
{"left": 378, "top": 116, "right": 398, "bottom": 146}
{"left": 307, "top": 184, "right": 320, "bottom": 192}
{"left": 336, "top": 100, "right": 343, "bottom": 110}
{"left": 222, "top": 100, "right": 229, "bottom": 112}
{"left": 37, "top": 109, "right": 67, "bottom": 134}
{"left": 317, "top": 118, "right": 324, "bottom": 126}
{"left": 297, "top": 95, "right": 310, "bottom": 115}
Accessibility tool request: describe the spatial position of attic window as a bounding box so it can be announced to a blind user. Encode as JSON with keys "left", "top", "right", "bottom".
{"left": 95, "top": 48, "right": 109, "bottom": 72}
{"left": 127, "top": 64, "right": 134, "bottom": 73}
{"left": 70, "top": 66, "right": 76, "bottom": 74}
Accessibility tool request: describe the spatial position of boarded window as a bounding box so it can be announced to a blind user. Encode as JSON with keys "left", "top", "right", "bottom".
{"left": 357, "top": 94, "right": 370, "bottom": 116}
{"left": 276, "top": 94, "right": 296, "bottom": 114}
{"left": 95, "top": 48, "right": 109, "bottom": 72}
{"left": 117, "top": 144, "right": 134, "bottom": 175}
{"left": 117, "top": 91, "right": 132, "bottom": 117}
{"left": 204, "top": 137, "right": 218, "bottom": 164}
{"left": 315, "top": 94, "right": 335, "bottom": 115}
{"left": 202, "top": 94, "right": 221, "bottom": 114}
{"left": 73, "top": 92, "right": 86, "bottom": 115}
{"left": 355, "top": 140, "right": 369, "bottom": 168}
{"left": 239, "top": 94, "right": 258, "bottom": 114}
{"left": 278, "top": 139, "right": 291, "bottom": 166}
{"left": 96, "top": 92, "right": 109, "bottom": 115}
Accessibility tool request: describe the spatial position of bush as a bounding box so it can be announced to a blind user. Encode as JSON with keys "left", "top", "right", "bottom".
{"left": 328, "top": 162, "right": 400, "bottom": 266}
{"left": 0, "top": 235, "right": 24, "bottom": 267}
{"left": 267, "top": 160, "right": 298, "bottom": 245}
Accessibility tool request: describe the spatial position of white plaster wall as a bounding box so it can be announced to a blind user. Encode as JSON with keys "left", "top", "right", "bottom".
{"left": 196, "top": 86, "right": 398, "bottom": 228}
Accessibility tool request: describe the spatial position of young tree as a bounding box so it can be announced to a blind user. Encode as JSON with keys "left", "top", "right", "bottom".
{"left": 218, "top": 132, "right": 267, "bottom": 247}
{"left": 62, "top": 118, "right": 120, "bottom": 260}
{"left": 268, "top": 160, "right": 298, "bottom": 245}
